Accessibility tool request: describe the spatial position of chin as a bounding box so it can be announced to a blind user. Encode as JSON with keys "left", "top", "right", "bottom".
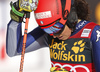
{"left": 62, "top": 37, "right": 69, "bottom": 40}
{"left": 59, "top": 38, "right": 65, "bottom": 40}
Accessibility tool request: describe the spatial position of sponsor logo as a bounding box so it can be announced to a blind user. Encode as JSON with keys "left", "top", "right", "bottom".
{"left": 81, "top": 29, "right": 91, "bottom": 37}
{"left": 71, "top": 40, "right": 86, "bottom": 54}
{"left": 76, "top": 20, "right": 87, "bottom": 30}
{"left": 51, "top": 62, "right": 90, "bottom": 72}
{"left": 96, "top": 30, "right": 100, "bottom": 42}
{"left": 49, "top": 39, "right": 86, "bottom": 62}
{"left": 35, "top": 11, "right": 52, "bottom": 19}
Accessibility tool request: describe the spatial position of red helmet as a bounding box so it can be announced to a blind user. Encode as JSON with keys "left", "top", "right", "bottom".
{"left": 34, "top": 0, "right": 71, "bottom": 29}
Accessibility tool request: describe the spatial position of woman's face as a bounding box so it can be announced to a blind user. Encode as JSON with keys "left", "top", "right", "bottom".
{"left": 53, "top": 25, "right": 72, "bottom": 40}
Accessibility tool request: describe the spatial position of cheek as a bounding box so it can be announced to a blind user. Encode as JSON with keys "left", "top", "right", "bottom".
{"left": 64, "top": 30, "right": 71, "bottom": 36}
{"left": 62, "top": 26, "right": 72, "bottom": 36}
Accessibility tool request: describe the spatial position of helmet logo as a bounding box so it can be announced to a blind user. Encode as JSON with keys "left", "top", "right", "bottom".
{"left": 35, "top": 11, "right": 52, "bottom": 19}
{"left": 40, "top": 21, "right": 44, "bottom": 24}
{"left": 63, "top": 10, "right": 69, "bottom": 20}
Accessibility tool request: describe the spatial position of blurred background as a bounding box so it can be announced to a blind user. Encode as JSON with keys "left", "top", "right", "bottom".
{"left": 0, "top": 0, "right": 100, "bottom": 72}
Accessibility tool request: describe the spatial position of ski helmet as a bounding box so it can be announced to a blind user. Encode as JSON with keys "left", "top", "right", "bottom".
{"left": 34, "top": 0, "right": 78, "bottom": 35}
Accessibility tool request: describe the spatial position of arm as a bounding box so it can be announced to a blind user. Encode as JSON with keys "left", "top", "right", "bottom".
{"left": 6, "top": 20, "right": 48, "bottom": 57}
{"left": 91, "top": 25, "right": 100, "bottom": 72}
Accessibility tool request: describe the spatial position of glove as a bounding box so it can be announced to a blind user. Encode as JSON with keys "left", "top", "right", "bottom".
{"left": 10, "top": 1, "right": 25, "bottom": 23}
{"left": 50, "top": 67, "right": 71, "bottom": 72}
{"left": 18, "top": 0, "right": 38, "bottom": 12}
{"left": 10, "top": 0, "right": 38, "bottom": 23}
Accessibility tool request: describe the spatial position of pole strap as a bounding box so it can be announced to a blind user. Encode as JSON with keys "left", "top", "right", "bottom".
{"left": 10, "top": 1, "right": 24, "bottom": 17}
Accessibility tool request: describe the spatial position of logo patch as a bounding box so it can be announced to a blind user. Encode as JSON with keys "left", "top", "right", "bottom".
{"left": 81, "top": 29, "right": 91, "bottom": 37}
{"left": 49, "top": 39, "right": 86, "bottom": 62}
{"left": 51, "top": 62, "right": 90, "bottom": 72}
{"left": 76, "top": 20, "right": 87, "bottom": 30}
{"left": 96, "top": 30, "right": 100, "bottom": 42}
{"left": 35, "top": 11, "right": 52, "bottom": 19}
{"left": 71, "top": 40, "right": 86, "bottom": 54}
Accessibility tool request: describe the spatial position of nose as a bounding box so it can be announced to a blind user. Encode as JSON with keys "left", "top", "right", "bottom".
{"left": 53, "top": 35, "right": 57, "bottom": 38}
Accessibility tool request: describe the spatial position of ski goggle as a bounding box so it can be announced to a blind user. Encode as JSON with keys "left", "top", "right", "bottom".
{"left": 42, "top": 22, "right": 65, "bottom": 36}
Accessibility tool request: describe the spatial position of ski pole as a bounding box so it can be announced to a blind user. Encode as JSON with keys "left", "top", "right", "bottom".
{"left": 19, "top": 12, "right": 30, "bottom": 72}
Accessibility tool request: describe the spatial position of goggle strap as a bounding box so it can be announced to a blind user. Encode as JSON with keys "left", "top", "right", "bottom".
{"left": 59, "top": 18, "right": 67, "bottom": 25}
{"left": 65, "top": 0, "right": 71, "bottom": 12}
{"left": 60, "top": 0, "right": 71, "bottom": 25}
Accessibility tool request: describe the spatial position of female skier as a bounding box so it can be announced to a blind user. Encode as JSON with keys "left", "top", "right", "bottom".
{"left": 6, "top": 0, "right": 100, "bottom": 72}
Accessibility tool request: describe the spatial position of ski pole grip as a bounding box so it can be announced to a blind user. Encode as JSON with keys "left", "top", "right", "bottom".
{"left": 26, "top": 12, "right": 30, "bottom": 18}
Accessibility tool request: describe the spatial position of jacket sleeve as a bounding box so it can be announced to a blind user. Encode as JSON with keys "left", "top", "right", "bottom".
{"left": 6, "top": 20, "right": 49, "bottom": 57}
{"left": 91, "top": 25, "right": 100, "bottom": 72}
